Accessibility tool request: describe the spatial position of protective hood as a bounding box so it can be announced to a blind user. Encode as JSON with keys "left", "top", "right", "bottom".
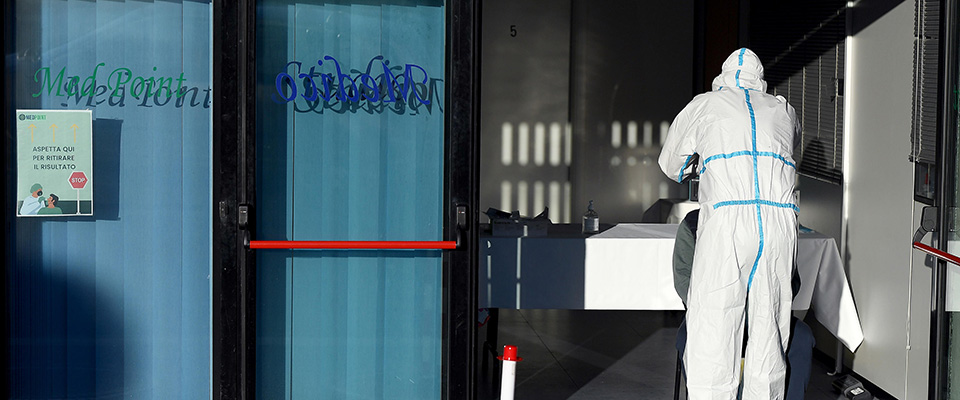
{"left": 711, "top": 48, "right": 767, "bottom": 92}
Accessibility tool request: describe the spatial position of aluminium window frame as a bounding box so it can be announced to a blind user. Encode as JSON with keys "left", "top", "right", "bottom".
{"left": 931, "top": 0, "right": 958, "bottom": 398}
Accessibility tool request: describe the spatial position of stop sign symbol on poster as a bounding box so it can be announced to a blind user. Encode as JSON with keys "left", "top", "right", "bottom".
{"left": 68, "top": 171, "right": 88, "bottom": 214}
{"left": 69, "top": 171, "right": 88, "bottom": 189}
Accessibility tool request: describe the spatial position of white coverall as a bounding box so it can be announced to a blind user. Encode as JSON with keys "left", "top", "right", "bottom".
{"left": 659, "top": 48, "right": 799, "bottom": 400}
{"left": 20, "top": 194, "right": 43, "bottom": 215}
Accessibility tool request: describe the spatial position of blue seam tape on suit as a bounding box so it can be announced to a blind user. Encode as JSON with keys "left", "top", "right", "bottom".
{"left": 701, "top": 49, "right": 796, "bottom": 291}
{"left": 699, "top": 151, "right": 796, "bottom": 174}
{"left": 739, "top": 48, "right": 765, "bottom": 293}
{"left": 713, "top": 199, "right": 798, "bottom": 212}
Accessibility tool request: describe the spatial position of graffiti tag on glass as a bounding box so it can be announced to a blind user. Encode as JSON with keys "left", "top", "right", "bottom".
{"left": 275, "top": 55, "right": 441, "bottom": 115}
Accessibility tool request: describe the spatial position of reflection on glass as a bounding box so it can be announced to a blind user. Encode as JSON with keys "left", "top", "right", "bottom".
{"left": 946, "top": 30, "right": 960, "bottom": 400}
{"left": 9, "top": 0, "right": 212, "bottom": 398}
{"left": 255, "top": 1, "right": 445, "bottom": 399}
{"left": 950, "top": 80, "right": 960, "bottom": 400}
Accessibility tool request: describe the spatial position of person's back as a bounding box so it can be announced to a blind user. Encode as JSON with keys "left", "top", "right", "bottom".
{"left": 665, "top": 56, "right": 799, "bottom": 211}
{"left": 659, "top": 48, "right": 800, "bottom": 400}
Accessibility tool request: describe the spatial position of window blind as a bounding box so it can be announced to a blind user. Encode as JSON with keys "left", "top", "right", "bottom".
{"left": 750, "top": 2, "right": 847, "bottom": 184}
{"left": 911, "top": 0, "right": 940, "bottom": 165}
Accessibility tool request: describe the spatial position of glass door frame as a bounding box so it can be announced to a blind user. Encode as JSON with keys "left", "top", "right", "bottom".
{"left": 210, "top": 0, "right": 481, "bottom": 398}
{"left": 933, "top": 0, "right": 959, "bottom": 398}
{"left": 2, "top": 1, "right": 12, "bottom": 395}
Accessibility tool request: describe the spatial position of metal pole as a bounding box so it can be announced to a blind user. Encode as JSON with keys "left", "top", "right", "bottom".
{"left": 498, "top": 345, "right": 522, "bottom": 400}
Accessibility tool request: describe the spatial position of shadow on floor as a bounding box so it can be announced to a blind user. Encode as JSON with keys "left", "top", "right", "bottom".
{"left": 478, "top": 309, "right": 873, "bottom": 400}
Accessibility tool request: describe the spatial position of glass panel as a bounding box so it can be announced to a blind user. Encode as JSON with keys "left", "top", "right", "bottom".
{"left": 478, "top": 0, "right": 695, "bottom": 226}
{"left": 8, "top": 0, "right": 212, "bottom": 398}
{"left": 947, "top": 6, "right": 960, "bottom": 398}
{"left": 255, "top": 1, "right": 445, "bottom": 399}
{"left": 949, "top": 57, "right": 960, "bottom": 398}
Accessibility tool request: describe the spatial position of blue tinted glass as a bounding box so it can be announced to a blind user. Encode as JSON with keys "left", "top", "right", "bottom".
{"left": 255, "top": 1, "right": 445, "bottom": 399}
{"left": 8, "top": 0, "right": 212, "bottom": 398}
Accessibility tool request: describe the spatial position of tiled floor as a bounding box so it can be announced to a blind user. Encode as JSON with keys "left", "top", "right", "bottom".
{"left": 477, "top": 309, "right": 879, "bottom": 400}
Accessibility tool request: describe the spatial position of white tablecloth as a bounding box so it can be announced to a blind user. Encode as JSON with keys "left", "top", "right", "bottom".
{"left": 480, "top": 223, "right": 864, "bottom": 352}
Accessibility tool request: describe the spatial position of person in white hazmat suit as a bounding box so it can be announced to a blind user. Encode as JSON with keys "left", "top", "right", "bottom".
{"left": 659, "top": 48, "right": 800, "bottom": 399}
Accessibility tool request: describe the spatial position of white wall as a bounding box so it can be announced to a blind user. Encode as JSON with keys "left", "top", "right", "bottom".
{"left": 907, "top": 204, "right": 934, "bottom": 400}
{"left": 843, "top": 1, "right": 932, "bottom": 398}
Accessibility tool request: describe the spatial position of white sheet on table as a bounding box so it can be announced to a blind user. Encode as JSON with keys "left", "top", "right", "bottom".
{"left": 585, "top": 224, "right": 863, "bottom": 351}
{"left": 585, "top": 224, "right": 684, "bottom": 310}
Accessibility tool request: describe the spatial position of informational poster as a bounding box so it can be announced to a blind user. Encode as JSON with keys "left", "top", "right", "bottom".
{"left": 16, "top": 109, "right": 93, "bottom": 217}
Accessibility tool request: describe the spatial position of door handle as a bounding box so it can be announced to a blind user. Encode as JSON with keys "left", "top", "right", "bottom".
{"left": 911, "top": 205, "right": 960, "bottom": 267}
{"left": 912, "top": 242, "right": 960, "bottom": 267}
{"left": 248, "top": 240, "right": 457, "bottom": 250}
{"left": 912, "top": 206, "right": 938, "bottom": 243}
{"left": 455, "top": 203, "right": 468, "bottom": 249}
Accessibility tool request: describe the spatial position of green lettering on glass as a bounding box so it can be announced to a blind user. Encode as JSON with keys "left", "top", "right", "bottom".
{"left": 109, "top": 68, "right": 133, "bottom": 97}
{"left": 80, "top": 63, "right": 106, "bottom": 97}
{"left": 33, "top": 64, "right": 210, "bottom": 109}
{"left": 32, "top": 67, "right": 68, "bottom": 97}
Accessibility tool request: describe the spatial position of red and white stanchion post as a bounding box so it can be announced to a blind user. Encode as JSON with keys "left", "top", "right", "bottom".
{"left": 498, "top": 345, "right": 523, "bottom": 400}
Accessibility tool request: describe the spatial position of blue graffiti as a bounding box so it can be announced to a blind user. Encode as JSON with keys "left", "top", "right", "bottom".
{"left": 275, "top": 55, "right": 438, "bottom": 114}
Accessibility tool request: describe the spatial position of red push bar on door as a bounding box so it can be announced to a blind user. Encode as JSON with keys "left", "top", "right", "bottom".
{"left": 249, "top": 240, "right": 458, "bottom": 250}
{"left": 913, "top": 242, "right": 960, "bottom": 266}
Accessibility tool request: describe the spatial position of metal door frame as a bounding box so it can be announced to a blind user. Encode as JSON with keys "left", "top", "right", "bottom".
{"left": 211, "top": 1, "right": 481, "bottom": 398}
{"left": 932, "top": 0, "right": 959, "bottom": 398}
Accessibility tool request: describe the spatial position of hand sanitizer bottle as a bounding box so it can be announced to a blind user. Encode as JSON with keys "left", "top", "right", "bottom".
{"left": 582, "top": 200, "right": 599, "bottom": 234}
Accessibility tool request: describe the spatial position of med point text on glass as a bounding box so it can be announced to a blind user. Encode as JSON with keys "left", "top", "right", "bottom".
{"left": 33, "top": 63, "right": 211, "bottom": 109}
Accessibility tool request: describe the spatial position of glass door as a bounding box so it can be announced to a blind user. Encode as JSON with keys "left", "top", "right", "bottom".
{"left": 6, "top": 1, "right": 212, "bottom": 398}
{"left": 218, "top": 1, "right": 479, "bottom": 399}
{"left": 941, "top": 1, "right": 959, "bottom": 398}
{"left": 948, "top": 104, "right": 959, "bottom": 400}
{"left": 947, "top": 19, "right": 960, "bottom": 395}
